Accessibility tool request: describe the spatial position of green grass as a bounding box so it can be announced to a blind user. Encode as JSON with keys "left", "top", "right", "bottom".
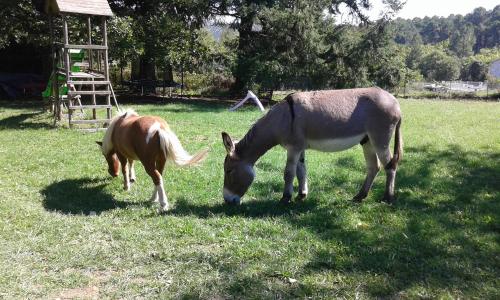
{"left": 0, "top": 99, "right": 498, "bottom": 299}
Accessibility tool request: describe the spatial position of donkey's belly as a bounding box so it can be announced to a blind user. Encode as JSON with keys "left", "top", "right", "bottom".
{"left": 306, "top": 133, "right": 365, "bottom": 152}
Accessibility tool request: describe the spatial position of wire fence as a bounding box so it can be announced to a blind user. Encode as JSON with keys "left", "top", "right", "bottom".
{"left": 398, "top": 81, "right": 500, "bottom": 98}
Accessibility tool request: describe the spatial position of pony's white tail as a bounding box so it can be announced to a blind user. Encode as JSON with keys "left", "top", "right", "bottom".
{"left": 158, "top": 129, "right": 208, "bottom": 166}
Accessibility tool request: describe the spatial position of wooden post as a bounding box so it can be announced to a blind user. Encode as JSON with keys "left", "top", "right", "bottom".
{"left": 88, "top": 17, "right": 97, "bottom": 119}
{"left": 49, "top": 15, "right": 55, "bottom": 114}
{"left": 88, "top": 17, "right": 93, "bottom": 71}
{"left": 181, "top": 63, "right": 184, "bottom": 97}
{"left": 63, "top": 15, "right": 71, "bottom": 125}
{"left": 102, "top": 17, "right": 111, "bottom": 120}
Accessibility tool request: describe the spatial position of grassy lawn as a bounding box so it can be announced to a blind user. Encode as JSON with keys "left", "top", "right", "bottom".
{"left": 0, "top": 99, "right": 498, "bottom": 299}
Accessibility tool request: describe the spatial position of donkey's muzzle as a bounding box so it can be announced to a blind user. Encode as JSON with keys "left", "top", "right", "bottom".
{"left": 223, "top": 188, "right": 241, "bottom": 205}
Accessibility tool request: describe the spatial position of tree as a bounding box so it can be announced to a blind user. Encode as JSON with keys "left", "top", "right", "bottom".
{"left": 108, "top": 0, "right": 213, "bottom": 80}
{"left": 449, "top": 19, "right": 476, "bottom": 57}
{"left": 419, "top": 50, "right": 460, "bottom": 81}
{"left": 214, "top": 0, "right": 404, "bottom": 92}
{"left": 0, "top": 0, "right": 49, "bottom": 49}
{"left": 108, "top": 16, "right": 142, "bottom": 82}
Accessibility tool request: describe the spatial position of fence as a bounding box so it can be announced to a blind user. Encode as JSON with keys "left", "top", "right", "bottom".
{"left": 399, "top": 81, "right": 500, "bottom": 98}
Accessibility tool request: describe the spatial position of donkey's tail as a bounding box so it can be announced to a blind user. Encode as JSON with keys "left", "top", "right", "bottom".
{"left": 158, "top": 129, "right": 208, "bottom": 166}
{"left": 393, "top": 118, "right": 403, "bottom": 164}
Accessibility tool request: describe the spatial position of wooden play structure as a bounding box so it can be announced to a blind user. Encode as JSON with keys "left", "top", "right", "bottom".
{"left": 44, "top": 0, "right": 119, "bottom": 128}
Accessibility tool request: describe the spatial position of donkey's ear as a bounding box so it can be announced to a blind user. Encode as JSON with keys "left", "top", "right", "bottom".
{"left": 96, "top": 141, "right": 103, "bottom": 147}
{"left": 221, "top": 132, "right": 235, "bottom": 154}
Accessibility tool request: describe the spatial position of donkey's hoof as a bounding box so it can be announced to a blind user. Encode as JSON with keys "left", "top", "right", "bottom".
{"left": 352, "top": 192, "right": 367, "bottom": 203}
{"left": 296, "top": 193, "right": 307, "bottom": 202}
{"left": 279, "top": 195, "right": 292, "bottom": 204}
{"left": 381, "top": 194, "right": 395, "bottom": 204}
{"left": 158, "top": 205, "right": 169, "bottom": 213}
{"left": 224, "top": 198, "right": 241, "bottom": 205}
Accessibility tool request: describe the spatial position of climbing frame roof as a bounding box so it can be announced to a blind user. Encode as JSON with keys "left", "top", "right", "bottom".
{"left": 45, "top": 0, "right": 113, "bottom": 16}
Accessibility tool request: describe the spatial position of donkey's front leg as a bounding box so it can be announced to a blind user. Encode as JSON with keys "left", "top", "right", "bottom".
{"left": 296, "top": 150, "right": 308, "bottom": 201}
{"left": 281, "top": 149, "right": 301, "bottom": 204}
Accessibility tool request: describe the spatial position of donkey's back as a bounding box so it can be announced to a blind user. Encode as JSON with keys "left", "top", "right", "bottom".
{"left": 286, "top": 87, "right": 401, "bottom": 143}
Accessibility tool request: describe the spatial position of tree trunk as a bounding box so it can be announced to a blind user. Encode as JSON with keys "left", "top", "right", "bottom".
{"left": 232, "top": 10, "right": 255, "bottom": 94}
{"left": 139, "top": 55, "right": 156, "bottom": 80}
{"left": 163, "top": 63, "right": 174, "bottom": 82}
{"left": 131, "top": 58, "right": 140, "bottom": 80}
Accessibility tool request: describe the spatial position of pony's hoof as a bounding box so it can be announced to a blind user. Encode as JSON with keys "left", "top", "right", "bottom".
{"left": 130, "top": 178, "right": 136, "bottom": 183}
{"left": 279, "top": 195, "right": 292, "bottom": 204}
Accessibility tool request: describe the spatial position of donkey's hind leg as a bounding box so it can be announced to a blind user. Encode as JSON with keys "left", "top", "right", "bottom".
{"left": 296, "top": 150, "right": 308, "bottom": 201}
{"left": 353, "top": 140, "right": 380, "bottom": 202}
{"left": 373, "top": 144, "right": 397, "bottom": 204}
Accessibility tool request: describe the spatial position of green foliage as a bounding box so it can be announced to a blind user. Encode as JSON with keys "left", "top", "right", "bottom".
{"left": 449, "top": 21, "right": 475, "bottom": 58}
{"left": 108, "top": 16, "right": 142, "bottom": 68}
{"left": 0, "top": 0, "right": 49, "bottom": 49}
{"left": 419, "top": 50, "right": 460, "bottom": 81}
{"left": 391, "top": 5, "right": 500, "bottom": 57}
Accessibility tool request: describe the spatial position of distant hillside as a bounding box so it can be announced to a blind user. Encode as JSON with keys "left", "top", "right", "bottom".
{"left": 390, "top": 5, "right": 500, "bottom": 55}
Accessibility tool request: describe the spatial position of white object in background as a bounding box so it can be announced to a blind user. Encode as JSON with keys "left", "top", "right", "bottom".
{"left": 229, "top": 90, "right": 265, "bottom": 112}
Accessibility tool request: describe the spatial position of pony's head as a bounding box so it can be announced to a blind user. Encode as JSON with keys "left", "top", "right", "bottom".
{"left": 95, "top": 109, "right": 138, "bottom": 178}
{"left": 96, "top": 141, "right": 120, "bottom": 177}
{"left": 221, "top": 132, "right": 255, "bottom": 204}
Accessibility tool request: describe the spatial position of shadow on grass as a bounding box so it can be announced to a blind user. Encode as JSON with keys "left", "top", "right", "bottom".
{"left": 118, "top": 95, "right": 230, "bottom": 113}
{"left": 173, "top": 144, "right": 500, "bottom": 298}
{"left": 41, "top": 177, "right": 143, "bottom": 215}
{"left": 299, "top": 144, "right": 500, "bottom": 297}
{"left": 0, "top": 111, "right": 54, "bottom": 130}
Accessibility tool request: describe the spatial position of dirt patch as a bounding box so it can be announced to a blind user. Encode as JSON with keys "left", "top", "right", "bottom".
{"left": 55, "top": 286, "right": 99, "bottom": 299}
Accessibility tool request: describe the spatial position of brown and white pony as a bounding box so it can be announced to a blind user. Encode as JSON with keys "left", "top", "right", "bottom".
{"left": 222, "top": 87, "right": 403, "bottom": 205}
{"left": 97, "top": 109, "right": 207, "bottom": 212}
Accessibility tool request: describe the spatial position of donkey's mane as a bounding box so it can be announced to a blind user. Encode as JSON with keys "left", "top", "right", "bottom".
{"left": 235, "top": 124, "right": 256, "bottom": 155}
{"left": 101, "top": 109, "right": 138, "bottom": 155}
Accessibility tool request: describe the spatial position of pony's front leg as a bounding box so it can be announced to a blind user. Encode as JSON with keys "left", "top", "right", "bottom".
{"left": 117, "top": 153, "right": 130, "bottom": 191}
{"left": 281, "top": 149, "right": 301, "bottom": 204}
{"left": 128, "top": 159, "right": 136, "bottom": 183}
{"left": 296, "top": 151, "right": 308, "bottom": 201}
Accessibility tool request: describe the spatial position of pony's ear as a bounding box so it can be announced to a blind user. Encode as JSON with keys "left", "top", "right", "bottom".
{"left": 96, "top": 141, "right": 103, "bottom": 147}
{"left": 221, "top": 132, "right": 235, "bottom": 154}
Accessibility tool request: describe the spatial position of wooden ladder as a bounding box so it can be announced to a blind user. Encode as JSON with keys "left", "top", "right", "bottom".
{"left": 65, "top": 73, "right": 115, "bottom": 129}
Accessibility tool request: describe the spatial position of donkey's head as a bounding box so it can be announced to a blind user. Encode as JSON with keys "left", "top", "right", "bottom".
{"left": 221, "top": 132, "right": 255, "bottom": 204}
{"left": 96, "top": 141, "right": 120, "bottom": 177}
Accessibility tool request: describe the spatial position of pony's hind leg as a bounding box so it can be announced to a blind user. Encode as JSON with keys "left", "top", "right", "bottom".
{"left": 296, "top": 151, "right": 308, "bottom": 201}
{"left": 144, "top": 159, "right": 169, "bottom": 212}
{"left": 353, "top": 140, "right": 380, "bottom": 202}
{"left": 129, "top": 160, "right": 136, "bottom": 183}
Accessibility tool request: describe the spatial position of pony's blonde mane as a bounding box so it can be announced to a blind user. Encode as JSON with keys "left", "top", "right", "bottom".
{"left": 101, "top": 109, "right": 139, "bottom": 155}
